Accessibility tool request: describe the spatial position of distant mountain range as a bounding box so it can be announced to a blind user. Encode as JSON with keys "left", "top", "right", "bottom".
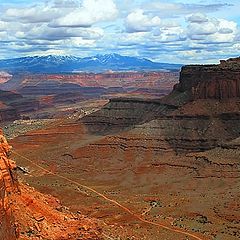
{"left": 0, "top": 54, "right": 182, "bottom": 73}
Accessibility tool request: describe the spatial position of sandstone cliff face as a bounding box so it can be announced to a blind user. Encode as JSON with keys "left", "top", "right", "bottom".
{"left": 176, "top": 57, "right": 240, "bottom": 100}
{"left": 0, "top": 133, "right": 17, "bottom": 240}
{"left": 82, "top": 98, "right": 240, "bottom": 152}
{"left": 0, "top": 175, "right": 16, "bottom": 240}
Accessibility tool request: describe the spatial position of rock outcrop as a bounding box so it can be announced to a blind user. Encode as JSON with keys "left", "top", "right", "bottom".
{"left": 0, "top": 130, "right": 17, "bottom": 240}
{"left": 0, "top": 172, "right": 16, "bottom": 240}
{"left": 175, "top": 57, "right": 240, "bottom": 100}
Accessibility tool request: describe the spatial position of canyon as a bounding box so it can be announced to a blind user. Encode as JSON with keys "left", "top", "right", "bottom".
{"left": 0, "top": 71, "right": 178, "bottom": 120}
{"left": 0, "top": 57, "right": 239, "bottom": 239}
{"left": 82, "top": 58, "right": 240, "bottom": 152}
{"left": 1, "top": 71, "right": 178, "bottom": 98}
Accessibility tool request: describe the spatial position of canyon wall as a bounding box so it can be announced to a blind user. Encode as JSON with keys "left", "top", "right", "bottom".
{"left": 0, "top": 174, "right": 16, "bottom": 240}
{"left": 1, "top": 72, "right": 179, "bottom": 91}
{"left": 175, "top": 57, "right": 240, "bottom": 100}
{"left": 82, "top": 57, "right": 240, "bottom": 152}
{"left": 82, "top": 99, "right": 240, "bottom": 152}
{"left": 0, "top": 133, "right": 17, "bottom": 240}
{"left": 82, "top": 98, "right": 177, "bottom": 134}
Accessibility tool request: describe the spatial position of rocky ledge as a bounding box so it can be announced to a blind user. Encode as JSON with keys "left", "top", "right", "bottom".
{"left": 175, "top": 57, "right": 240, "bottom": 100}
{"left": 0, "top": 131, "right": 17, "bottom": 239}
{"left": 81, "top": 97, "right": 177, "bottom": 134}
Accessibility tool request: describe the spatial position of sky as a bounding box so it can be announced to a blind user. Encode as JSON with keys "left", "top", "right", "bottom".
{"left": 0, "top": 0, "right": 240, "bottom": 63}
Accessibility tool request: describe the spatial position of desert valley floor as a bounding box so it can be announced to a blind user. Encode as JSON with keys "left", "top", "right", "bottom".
{"left": 8, "top": 97, "right": 240, "bottom": 240}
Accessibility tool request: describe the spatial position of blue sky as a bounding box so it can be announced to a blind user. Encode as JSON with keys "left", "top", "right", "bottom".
{"left": 0, "top": 0, "right": 239, "bottom": 63}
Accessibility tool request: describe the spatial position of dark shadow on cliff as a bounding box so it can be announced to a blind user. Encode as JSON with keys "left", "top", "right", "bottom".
{"left": 79, "top": 97, "right": 178, "bottom": 136}
{"left": 80, "top": 57, "right": 240, "bottom": 153}
{"left": 79, "top": 94, "right": 240, "bottom": 154}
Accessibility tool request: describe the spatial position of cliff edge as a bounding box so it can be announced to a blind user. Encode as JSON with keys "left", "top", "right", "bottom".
{"left": 0, "top": 129, "right": 17, "bottom": 239}
{"left": 175, "top": 57, "right": 240, "bottom": 100}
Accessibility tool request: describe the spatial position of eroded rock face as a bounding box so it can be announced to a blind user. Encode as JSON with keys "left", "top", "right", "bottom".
{"left": 2, "top": 72, "right": 179, "bottom": 91}
{"left": 82, "top": 99, "right": 240, "bottom": 152}
{"left": 0, "top": 176, "right": 16, "bottom": 240}
{"left": 176, "top": 57, "right": 240, "bottom": 100}
{"left": 0, "top": 132, "right": 17, "bottom": 240}
{"left": 82, "top": 98, "right": 177, "bottom": 134}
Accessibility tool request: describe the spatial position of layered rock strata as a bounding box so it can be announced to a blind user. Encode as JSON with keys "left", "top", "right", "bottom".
{"left": 0, "top": 131, "right": 17, "bottom": 240}
{"left": 81, "top": 57, "right": 240, "bottom": 152}
{"left": 1, "top": 72, "right": 179, "bottom": 91}
{"left": 82, "top": 98, "right": 177, "bottom": 134}
{"left": 175, "top": 57, "right": 240, "bottom": 100}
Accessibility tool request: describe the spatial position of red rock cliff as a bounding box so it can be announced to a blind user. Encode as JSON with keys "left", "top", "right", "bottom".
{"left": 0, "top": 130, "right": 17, "bottom": 240}
{"left": 176, "top": 57, "right": 240, "bottom": 100}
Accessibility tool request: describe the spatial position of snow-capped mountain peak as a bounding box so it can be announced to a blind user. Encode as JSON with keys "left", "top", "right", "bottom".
{"left": 0, "top": 54, "right": 182, "bottom": 73}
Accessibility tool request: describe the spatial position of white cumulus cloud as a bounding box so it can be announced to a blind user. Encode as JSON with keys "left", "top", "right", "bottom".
{"left": 186, "top": 13, "right": 208, "bottom": 23}
{"left": 125, "top": 9, "right": 161, "bottom": 33}
{"left": 186, "top": 14, "right": 237, "bottom": 43}
{"left": 4, "top": 5, "right": 60, "bottom": 23}
{"left": 51, "top": 0, "right": 118, "bottom": 28}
